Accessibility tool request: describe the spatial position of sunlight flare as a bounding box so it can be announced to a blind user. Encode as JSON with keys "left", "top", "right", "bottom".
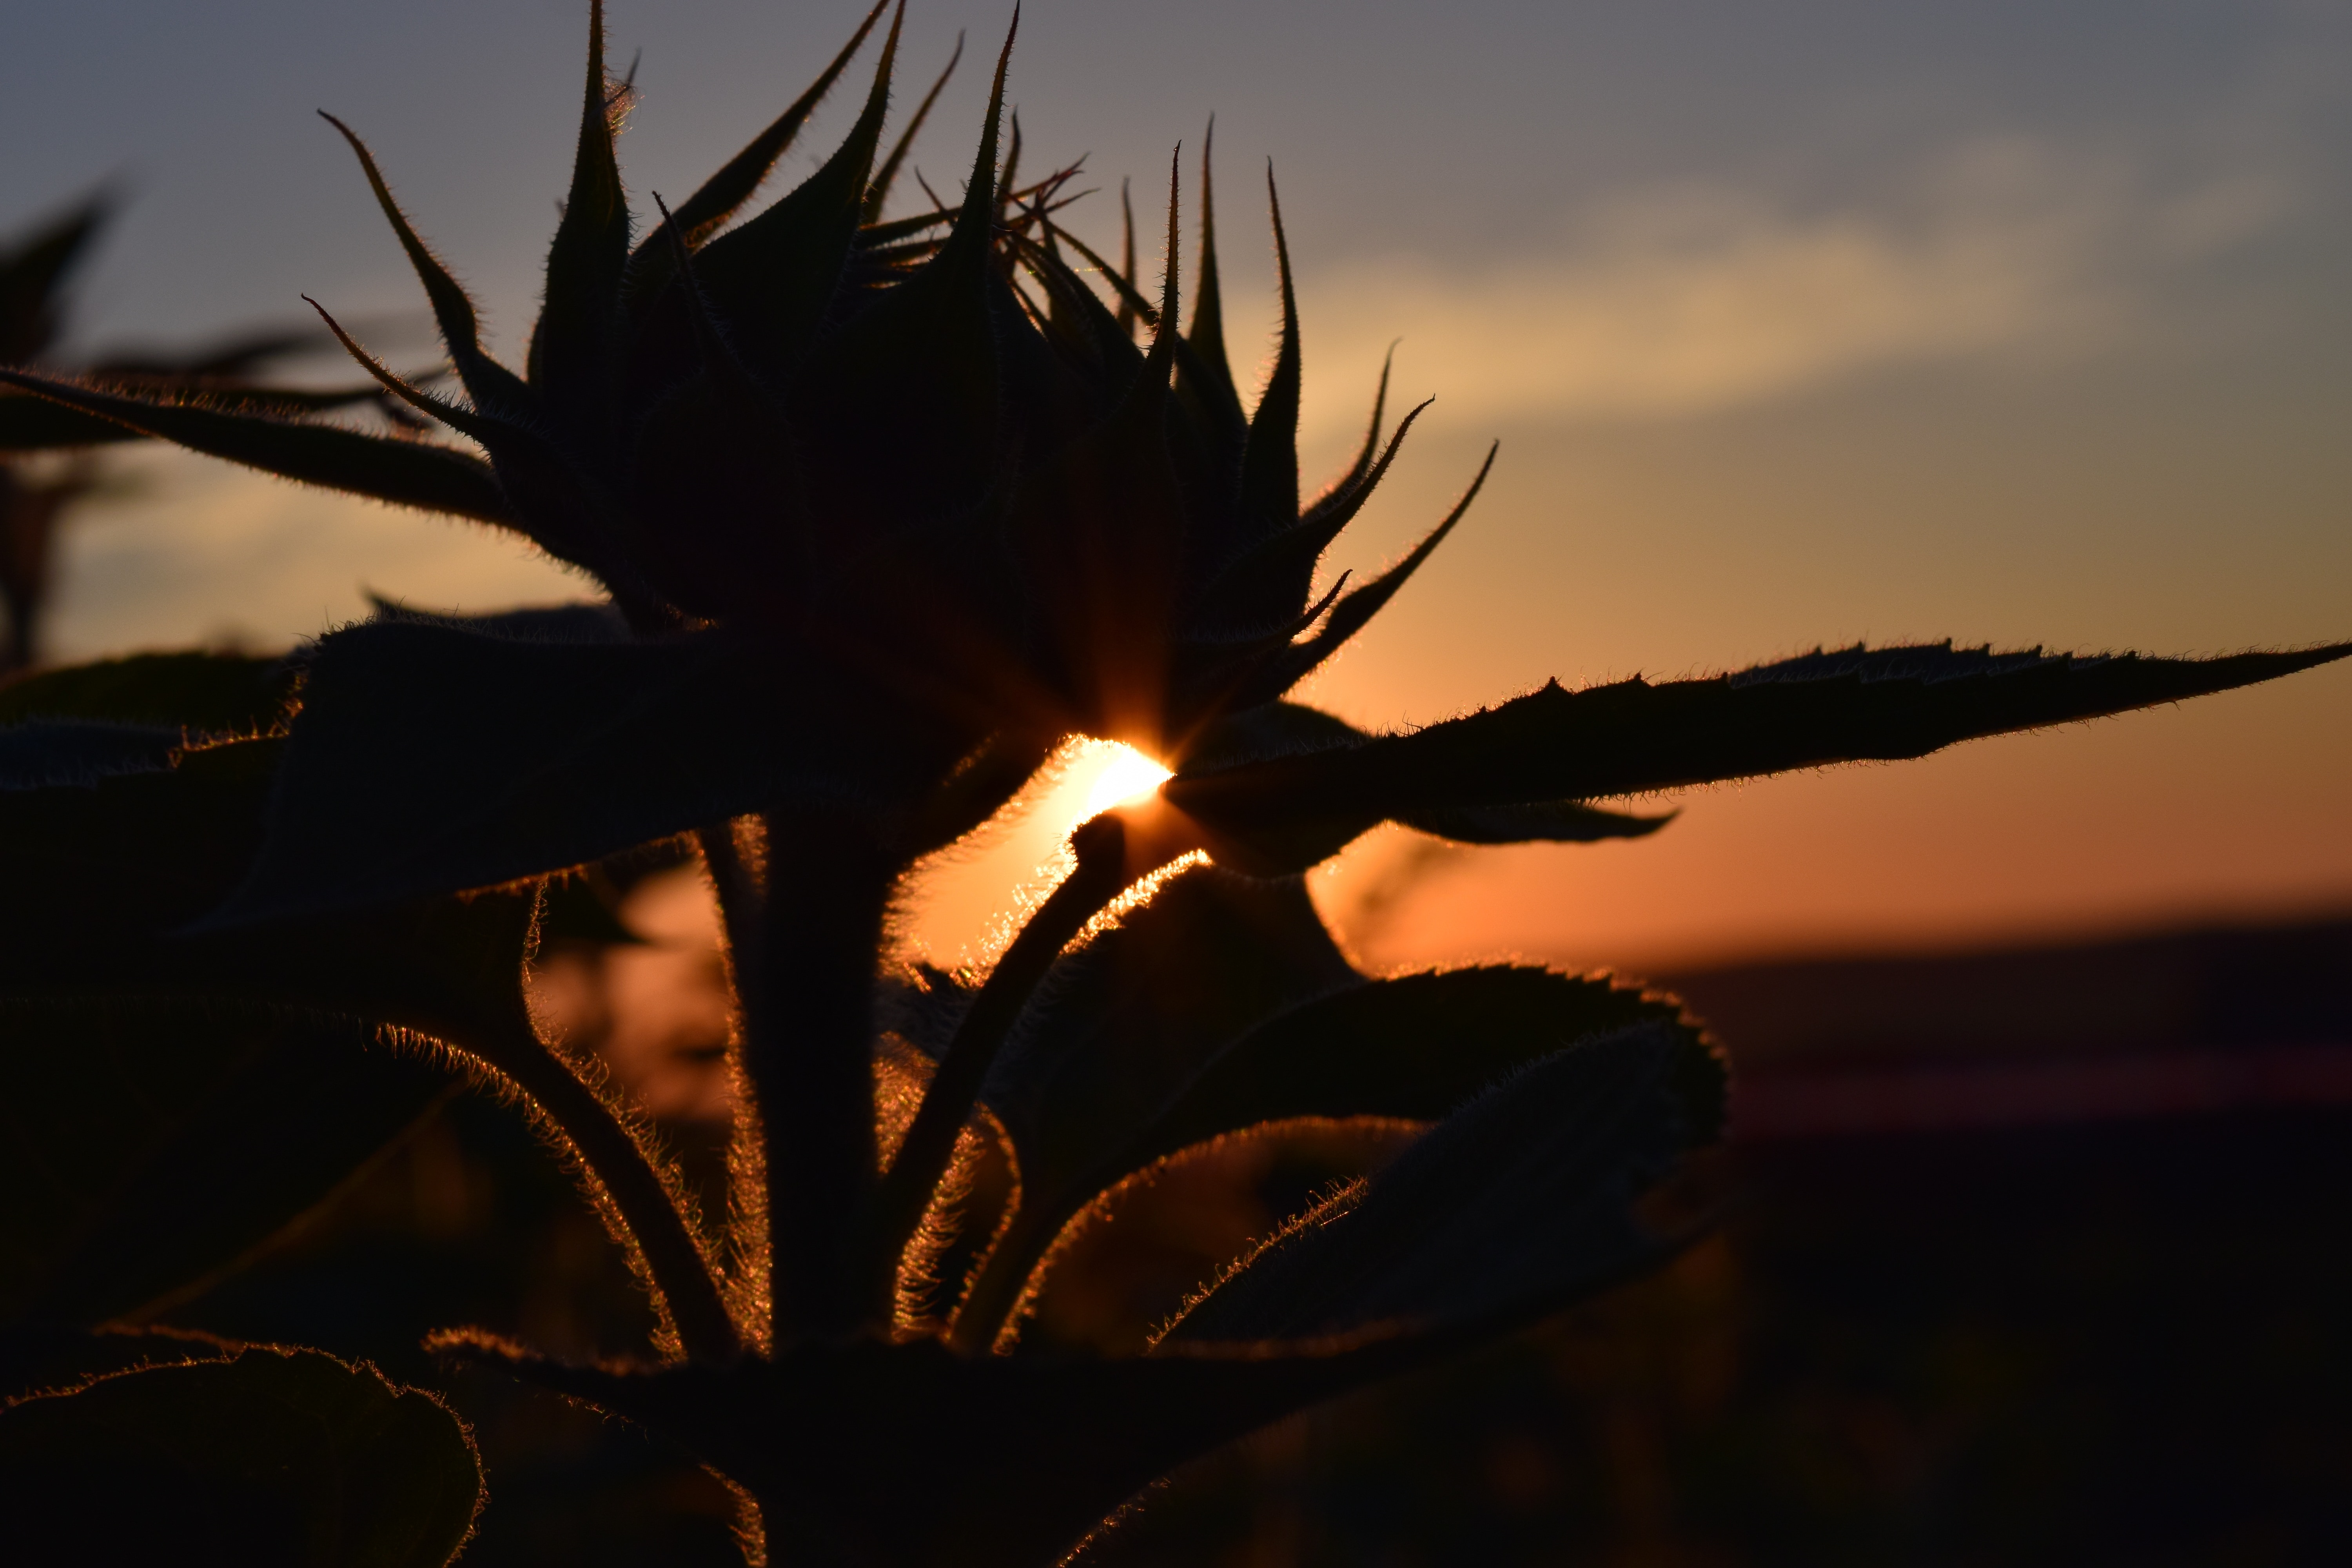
{"left": 1076, "top": 741, "right": 1174, "bottom": 822}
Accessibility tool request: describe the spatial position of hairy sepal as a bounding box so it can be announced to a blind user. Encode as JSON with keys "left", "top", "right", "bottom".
{"left": 528, "top": 0, "right": 634, "bottom": 431}
{"left": 1234, "top": 166, "right": 1303, "bottom": 545}
{"left": 633, "top": 0, "right": 891, "bottom": 279}
{"left": 783, "top": 20, "right": 1014, "bottom": 550}
{"left": 688, "top": 2, "right": 900, "bottom": 373}
{"left": 0, "top": 368, "right": 515, "bottom": 524}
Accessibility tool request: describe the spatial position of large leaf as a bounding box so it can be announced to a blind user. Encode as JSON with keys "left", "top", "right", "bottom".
{"left": 0, "top": 610, "right": 287, "bottom": 787}
{"left": 0, "top": 735, "right": 542, "bottom": 1036}
{"left": 0, "top": 649, "right": 293, "bottom": 733}
{"left": 0, "top": 742, "right": 535, "bottom": 1325}
{"left": 0, "top": 737, "right": 277, "bottom": 955}
{"left": 948, "top": 959, "right": 1710, "bottom": 1348}
{"left": 0, "top": 1347, "right": 481, "bottom": 1568}
{"left": 890, "top": 864, "right": 1356, "bottom": 1341}
{"left": 0, "top": 999, "right": 450, "bottom": 1327}
{"left": 0, "top": 731, "right": 738, "bottom": 1359}
{"left": 0, "top": 1324, "right": 231, "bottom": 1403}
{"left": 0, "top": 719, "right": 181, "bottom": 788}
{"left": 0, "top": 367, "right": 515, "bottom": 523}
{"left": 1126, "top": 967, "right": 1719, "bottom": 1178}
{"left": 1169, "top": 641, "right": 2352, "bottom": 873}
{"left": 444, "top": 1331, "right": 1430, "bottom": 1568}
{"left": 955, "top": 867, "right": 1357, "bottom": 1206}
{"left": 206, "top": 617, "right": 955, "bottom": 923}
{"left": 1163, "top": 1022, "right": 1705, "bottom": 1344}
{"left": 1178, "top": 699, "right": 1667, "bottom": 855}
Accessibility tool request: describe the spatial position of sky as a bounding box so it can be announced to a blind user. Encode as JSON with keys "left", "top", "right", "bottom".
{"left": 5, "top": 0, "right": 2348, "bottom": 973}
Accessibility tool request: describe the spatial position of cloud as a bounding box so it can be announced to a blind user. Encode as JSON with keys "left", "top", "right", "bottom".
{"left": 1292, "top": 136, "right": 2294, "bottom": 435}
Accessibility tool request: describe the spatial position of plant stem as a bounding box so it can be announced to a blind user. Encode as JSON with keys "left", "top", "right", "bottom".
{"left": 748, "top": 802, "right": 895, "bottom": 1344}
{"left": 945, "top": 1192, "right": 1063, "bottom": 1355}
{"left": 697, "top": 820, "right": 764, "bottom": 1012}
{"left": 864, "top": 814, "right": 1143, "bottom": 1322}
{"left": 465, "top": 1023, "right": 742, "bottom": 1364}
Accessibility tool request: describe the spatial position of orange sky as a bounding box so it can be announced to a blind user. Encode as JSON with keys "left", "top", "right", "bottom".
{"left": 10, "top": 0, "right": 2347, "bottom": 970}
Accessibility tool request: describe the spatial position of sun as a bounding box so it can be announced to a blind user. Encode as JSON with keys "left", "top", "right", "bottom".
{"left": 1076, "top": 740, "right": 1174, "bottom": 821}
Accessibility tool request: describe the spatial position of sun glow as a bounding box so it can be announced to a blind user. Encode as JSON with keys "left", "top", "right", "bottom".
{"left": 1077, "top": 742, "right": 1174, "bottom": 822}
{"left": 895, "top": 739, "right": 1179, "bottom": 969}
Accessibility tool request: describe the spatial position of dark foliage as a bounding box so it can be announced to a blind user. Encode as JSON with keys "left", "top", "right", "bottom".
{"left": 0, "top": 3, "right": 2340, "bottom": 1563}
{"left": 0, "top": 201, "right": 407, "bottom": 673}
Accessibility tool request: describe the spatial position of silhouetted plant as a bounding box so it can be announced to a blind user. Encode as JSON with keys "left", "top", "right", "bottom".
{"left": 0, "top": 198, "right": 407, "bottom": 674}
{"left": 0, "top": 4, "right": 2342, "bottom": 1563}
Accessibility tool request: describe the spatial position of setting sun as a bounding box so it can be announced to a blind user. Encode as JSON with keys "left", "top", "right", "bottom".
{"left": 1077, "top": 741, "right": 1174, "bottom": 820}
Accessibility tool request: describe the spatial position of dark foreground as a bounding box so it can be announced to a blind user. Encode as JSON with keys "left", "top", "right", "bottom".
{"left": 151, "top": 912, "right": 2352, "bottom": 1565}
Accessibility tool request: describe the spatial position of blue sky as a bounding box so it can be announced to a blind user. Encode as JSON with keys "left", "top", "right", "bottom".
{"left": 7, "top": 1, "right": 2348, "bottom": 964}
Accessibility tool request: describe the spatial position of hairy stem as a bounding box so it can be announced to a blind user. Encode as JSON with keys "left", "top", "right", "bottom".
{"left": 945, "top": 1189, "right": 1066, "bottom": 1356}
{"left": 696, "top": 818, "right": 770, "bottom": 1343}
{"left": 465, "top": 1023, "right": 742, "bottom": 1364}
{"left": 697, "top": 819, "right": 765, "bottom": 1011}
{"left": 748, "top": 802, "right": 895, "bottom": 1344}
{"left": 865, "top": 815, "right": 1145, "bottom": 1321}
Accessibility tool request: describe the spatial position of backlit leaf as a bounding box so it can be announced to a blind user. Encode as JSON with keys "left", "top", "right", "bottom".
{"left": 0, "top": 1347, "right": 481, "bottom": 1568}
{"left": 898, "top": 864, "right": 1356, "bottom": 1341}
{"left": 443, "top": 1332, "right": 1428, "bottom": 1568}
{"left": 0, "top": 1325, "right": 231, "bottom": 1403}
{"left": 1163, "top": 1023, "right": 1703, "bottom": 1343}
{"left": 1169, "top": 642, "right": 2352, "bottom": 874}
{"left": 0, "top": 720, "right": 181, "bottom": 789}
{"left": 0, "top": 650, "right": 292, "bottom": 734}
{"left": 207, "top": 617, "right": 951, "bottom": 922}
{"left": 1129, "top": 967, "right": 1717, "bottom": 1177}
{"left": 0, "top": 999, "right": 449, "bottom": 1327}
{"left": 0, "top": 744, "right": 540, "bottom": 1324}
